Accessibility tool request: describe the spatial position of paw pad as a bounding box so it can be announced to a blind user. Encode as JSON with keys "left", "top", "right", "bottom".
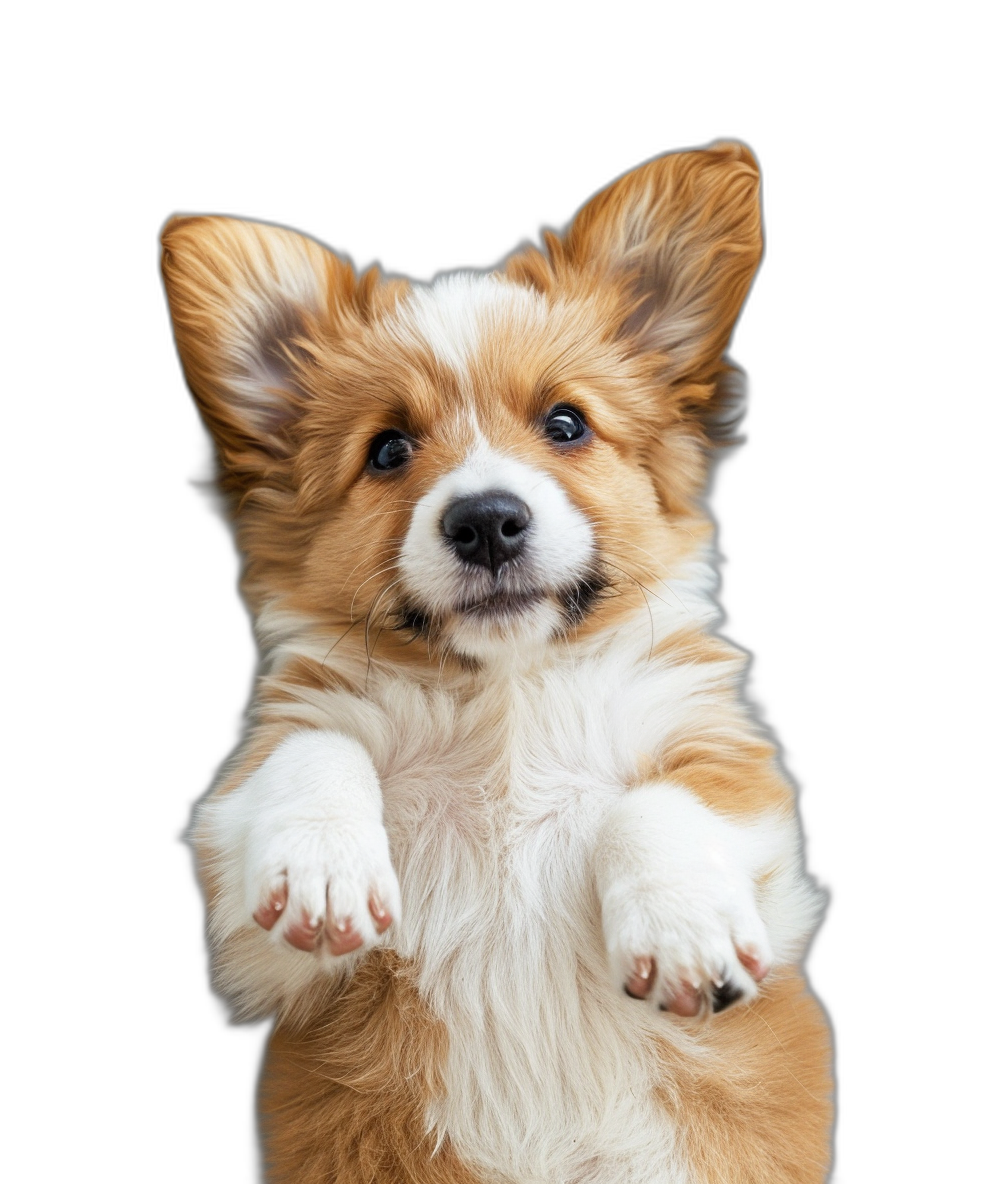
{"left": 710, "top": 977, "right": 745, "bottom": 1013}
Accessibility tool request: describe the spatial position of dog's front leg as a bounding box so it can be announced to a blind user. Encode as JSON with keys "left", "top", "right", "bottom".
{"left": 593, "top": 784, "right": 820, "bottom": 1018}
{"left": 193, "top": 730, "right": 401, "bottom": 1017}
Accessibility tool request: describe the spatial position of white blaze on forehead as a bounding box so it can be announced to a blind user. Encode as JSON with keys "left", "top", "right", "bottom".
{"left": 399, "top": 440, "right": 595, "bottom": 628}
{"left": 392, "top": 273, "right": 548, "bottom": 376}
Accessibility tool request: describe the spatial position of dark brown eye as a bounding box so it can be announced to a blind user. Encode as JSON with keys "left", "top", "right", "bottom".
{"left": 368, "top": 430, "right": 414, "bottom": 472}
{"left": 544, "top": 404, "right": 589, "bottom": 445}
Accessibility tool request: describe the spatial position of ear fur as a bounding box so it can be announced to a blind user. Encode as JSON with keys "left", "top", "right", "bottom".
{"left": 509, "top": 142, "right": 762, "bottom": 445}
{"left": 161, "top": 216, "right": 352, "bottom": 491}
{"left": 547, "top": 142, "right": 762, "bottom": 407}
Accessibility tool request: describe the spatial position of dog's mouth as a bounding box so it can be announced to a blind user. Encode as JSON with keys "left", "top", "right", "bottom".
{"left": 396, "top": 568, "right": 608, "bottom": 641}
{"left": 454, "top": 586, "right": 548, "bottom": 619}
{"left": 395, "top": 587, "right": 547, "bottom": 636}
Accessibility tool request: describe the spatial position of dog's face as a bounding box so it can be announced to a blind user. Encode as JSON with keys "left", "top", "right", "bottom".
{"left": 162, "top": 145, "right": 761, "bottom": 664}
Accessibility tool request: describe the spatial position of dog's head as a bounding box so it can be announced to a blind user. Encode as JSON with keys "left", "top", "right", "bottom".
{"left": 162, "top": 145, "right": 761, "bottom": 665}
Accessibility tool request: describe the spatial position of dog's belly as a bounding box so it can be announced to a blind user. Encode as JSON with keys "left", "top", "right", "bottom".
{"left": 407, "top": 800, "right": 687, "bottom": 1179}
{"left": 382, "top": 766, "right": 686, "bottom": 1182}
{"left": 358, "top": 654, "right": 724, "bottom": 1180}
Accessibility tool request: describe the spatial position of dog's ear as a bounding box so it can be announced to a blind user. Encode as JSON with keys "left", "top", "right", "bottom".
{"left": 161, "top": 216, "right": 353, "bottom": 489}
{"left": 552, "top": 143, "right": 762, "bottom": 388}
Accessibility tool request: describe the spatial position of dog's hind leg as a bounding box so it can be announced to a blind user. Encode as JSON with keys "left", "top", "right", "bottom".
{"left": 656, "top": 970, "right": 834, "bottom": 1184}
{"left": 259, "top": 951, "right": 484, "bottom": 1184}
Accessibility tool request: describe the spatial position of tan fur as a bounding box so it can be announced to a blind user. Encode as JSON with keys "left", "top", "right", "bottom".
{"left": 658, "top": 972, "right": 833, "bottom": 1184}
{"left": 636, "top": 630, "right": 795, "bottom": 817}
{"left": 162, "top": 143, "right": 833, "bottom": 1182}
{"left": 261, "top": 951, "right": 482, "bottom": 1184}
{"left": 261, "top": 964, "right": 831, "bottom": 1184}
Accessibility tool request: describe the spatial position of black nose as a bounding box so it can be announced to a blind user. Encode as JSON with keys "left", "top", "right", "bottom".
{"left": 441, "top": 491, "right": 532, "bottom": 574}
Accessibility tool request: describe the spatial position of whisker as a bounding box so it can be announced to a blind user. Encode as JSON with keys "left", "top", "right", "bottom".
{"left": 597, "top": 554, "right": 691, "bottom": 620}
{"left": 363, "top": 577, "right": 405, "bottom": 688}
{"left": 349, "top": 561, "right": 404, "bottom": 617}
{"left": 321, "top": 615, "right": 364, "bottom": 669}
{"left": 596, "top": 558, "right": 656, "bottom": 658}
{"left": 338, "top": 546, "right": 399, "bottom": 595}
{"left": 588, "top": 529, "right": 674, "bottom": 577}
{"left": 371, "top": 578, "right": 406, "bottom": 633}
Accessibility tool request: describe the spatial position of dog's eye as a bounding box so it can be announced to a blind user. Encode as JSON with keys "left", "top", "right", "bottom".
{"left": 544, "top": 405, "right": 589, "bottom": 445}
{"left": 368, "top": 430, "right": 414, "bottom": 473}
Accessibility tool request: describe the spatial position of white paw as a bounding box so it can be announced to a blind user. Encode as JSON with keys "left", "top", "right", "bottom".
{"left": 248, "top": 812, "right": 401, "bottom": 958}
{"left": 208, "top": 731, "right": 401, "bottom": 960}
{"left": 597, "top": 786, "right": 774, "bottom": 1018}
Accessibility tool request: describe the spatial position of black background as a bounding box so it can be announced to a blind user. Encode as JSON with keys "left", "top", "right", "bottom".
{"left": 133, "top": 124, "right": 881, "bottom": 1179}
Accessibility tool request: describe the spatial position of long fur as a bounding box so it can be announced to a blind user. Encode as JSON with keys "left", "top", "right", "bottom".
{"left": 162, "top": 142, "right": 833, "bottom": 1183}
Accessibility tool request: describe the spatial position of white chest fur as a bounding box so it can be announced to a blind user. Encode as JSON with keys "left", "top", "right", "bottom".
{"left": 362, "top": 644, "right": 724, "bottom": 1183}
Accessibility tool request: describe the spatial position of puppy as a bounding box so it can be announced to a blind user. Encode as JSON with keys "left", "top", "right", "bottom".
{"left": 162, "top": 143, "right": 833, "bottom": 1184}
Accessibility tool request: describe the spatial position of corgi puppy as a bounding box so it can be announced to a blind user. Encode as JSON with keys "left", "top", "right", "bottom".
{"left": 162, "top": 143, "right": 833, "bottom": 1184}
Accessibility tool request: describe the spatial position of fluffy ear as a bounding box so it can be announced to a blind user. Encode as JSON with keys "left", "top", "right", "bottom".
{"left": 553, "top": 143, "right": 762, "bottom": 389}
{"left": 161, "top": 216, "right": 351, "bottom": 487}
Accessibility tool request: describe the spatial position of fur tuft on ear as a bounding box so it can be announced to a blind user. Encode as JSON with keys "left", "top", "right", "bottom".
{"left": 568, "top": 139, "right": 762, "bottom": 378}
{"left": 547, "top": 143, "right": 762, "bottom": 429}
{"left": 161, "top": 216, "right": 352, "bottom": 491}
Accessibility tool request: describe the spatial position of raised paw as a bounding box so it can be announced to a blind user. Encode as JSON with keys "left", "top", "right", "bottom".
{"left": 248, "top": 817, "right": 401, "bottom": 959}
{"left": 603, "top": 867, "right": 773, "bottom": 1020}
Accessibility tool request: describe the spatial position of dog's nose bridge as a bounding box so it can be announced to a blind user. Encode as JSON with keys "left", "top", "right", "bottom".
{"left": 437, "top": 439, "right": 531, "bottom": 503}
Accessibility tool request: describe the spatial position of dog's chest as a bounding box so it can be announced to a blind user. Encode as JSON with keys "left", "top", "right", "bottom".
{"left": 373, "top": 661, "right": 688, "bottom": 1182}
{"left": 375, "top": 645, "right": 712, "bottom": 893}
{"left": 379, "top": 661, "right": 642, "bottom": 924}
